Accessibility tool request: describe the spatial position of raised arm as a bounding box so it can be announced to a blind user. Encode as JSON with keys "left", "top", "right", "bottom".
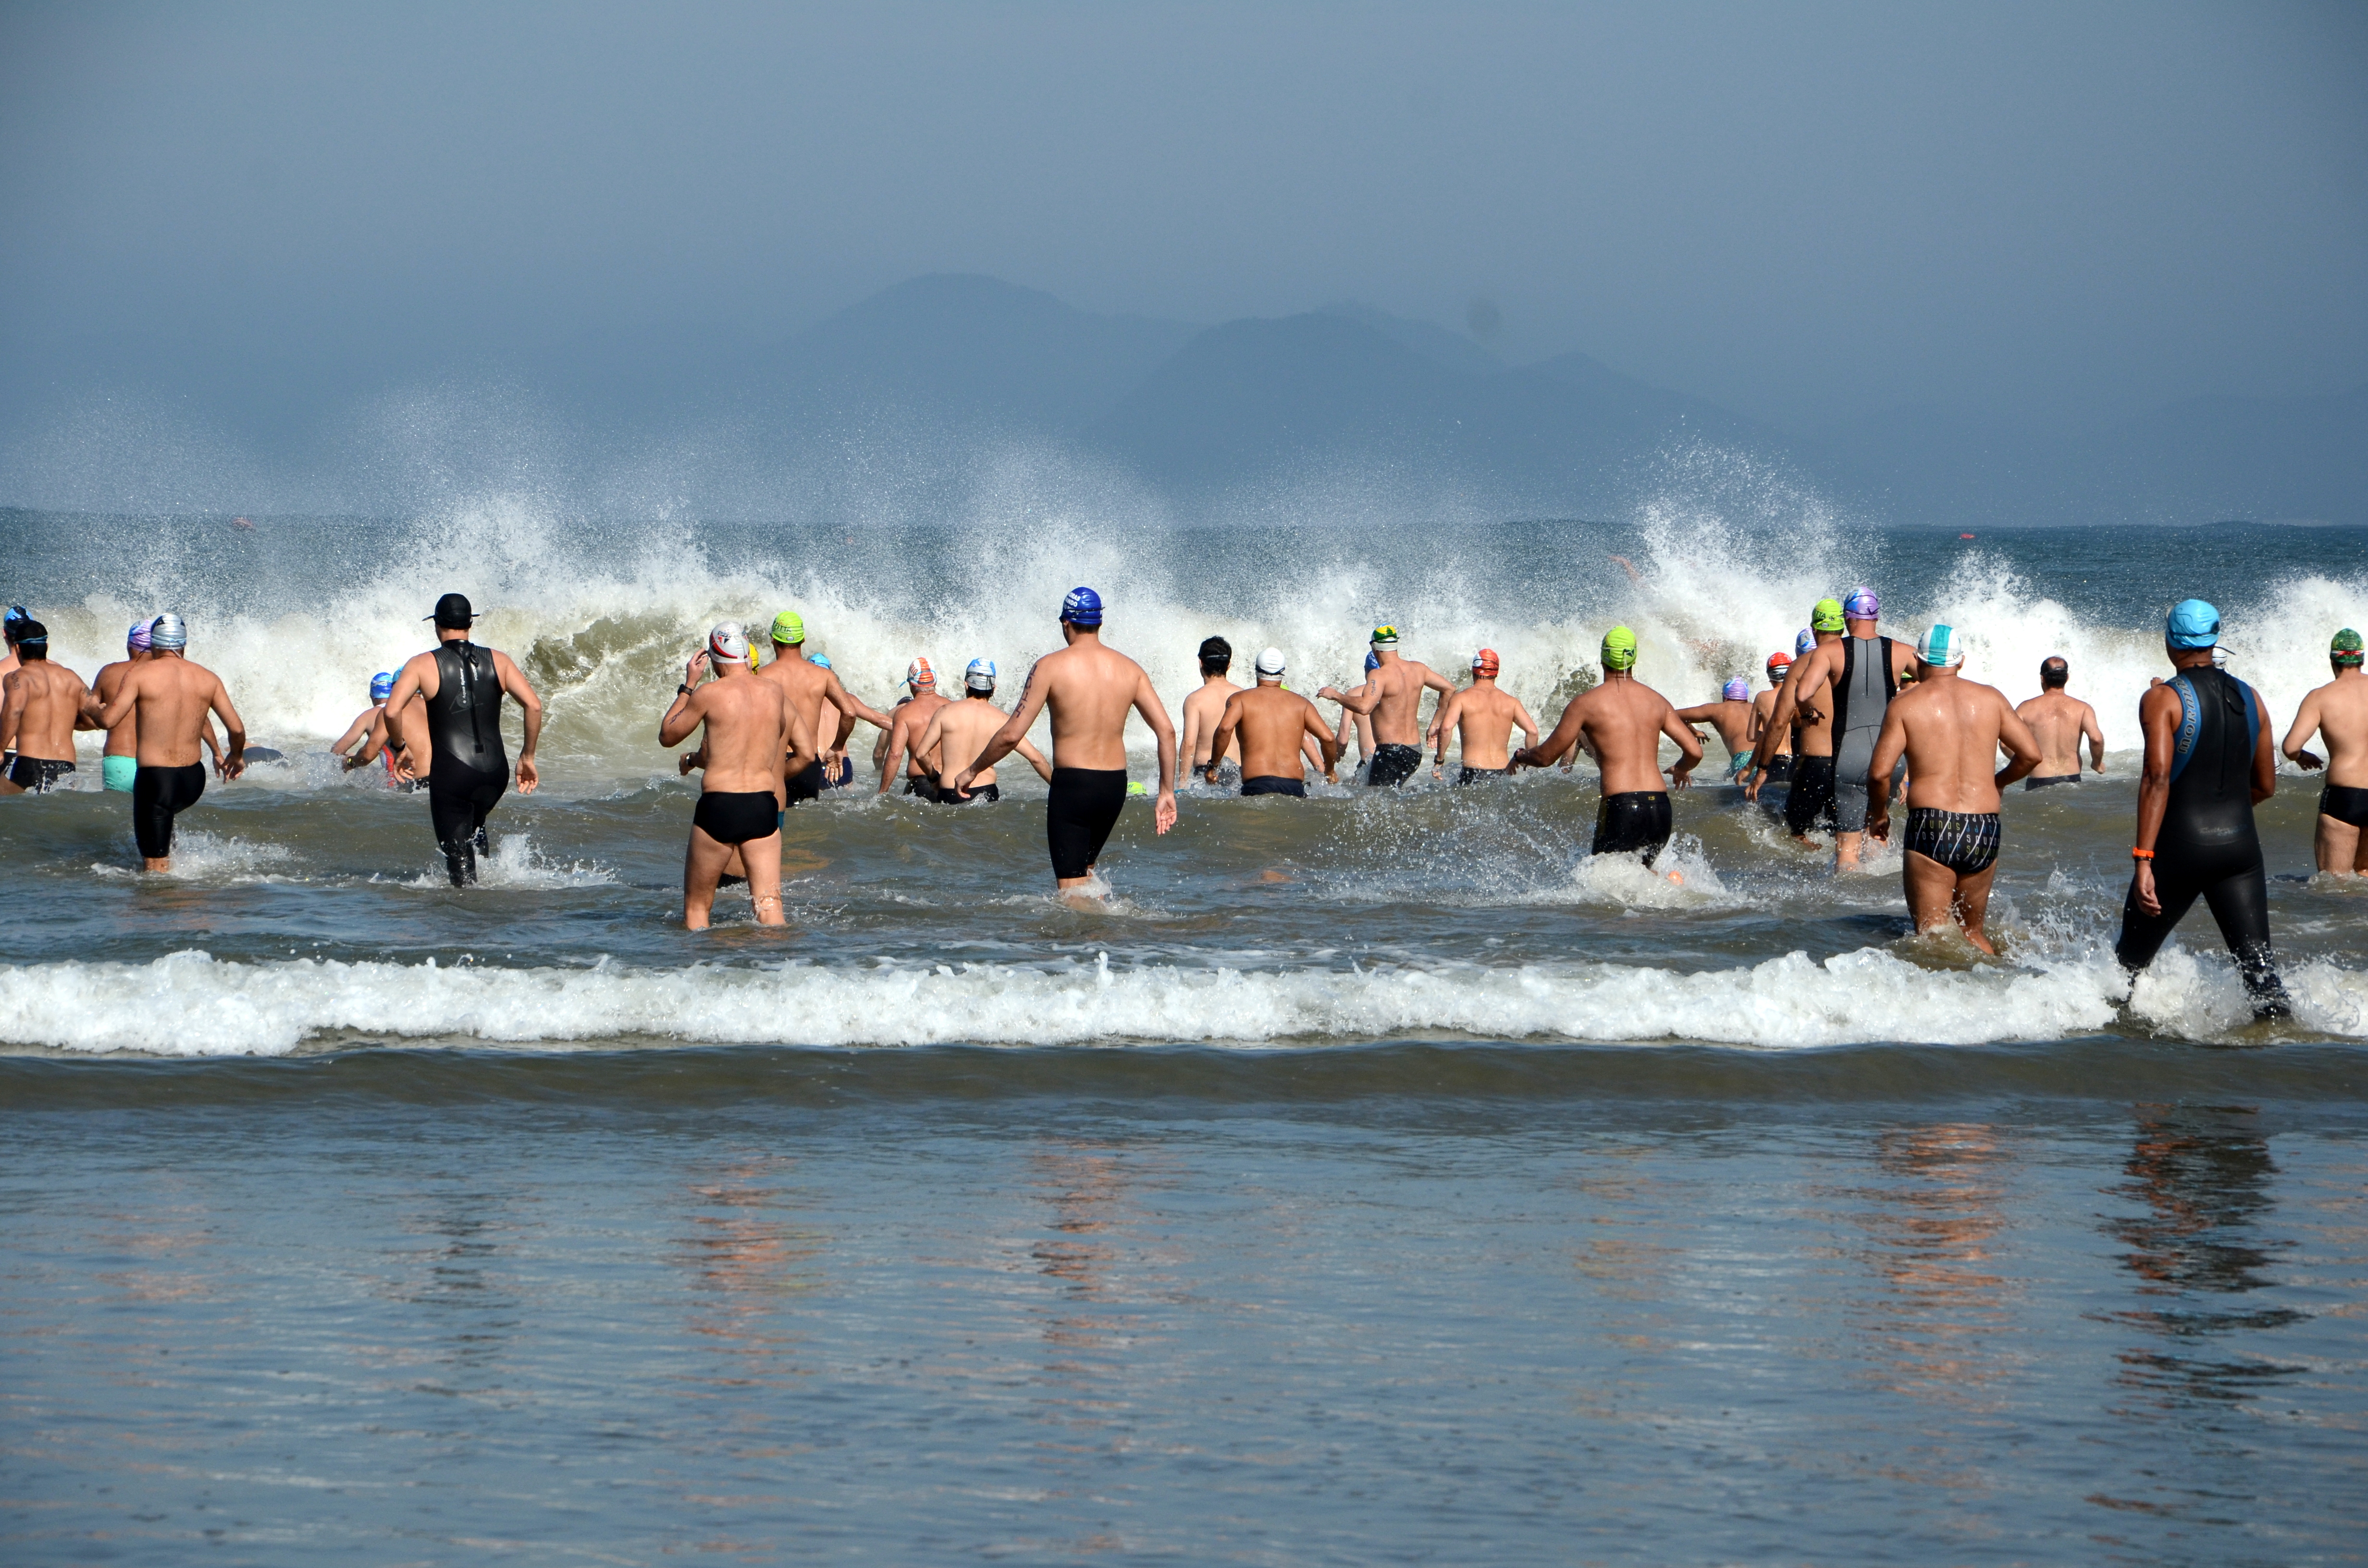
{"left": 2281, "top": 690, "right": 2325, "bottom": 771}
{"left": 658, "top": 652, "right": 711, "bottom": 749}
{"left": 331, "top": 707, "right": 376, "bottom": 756}
{"left": 1131, "top": 668, "right": 1179, "bottom": 833}
{"left": 1317, "top": 679, "right": 1380, "bottom": 716}
{"left": 493, "top": 649, "right": 543, "bottom": 793}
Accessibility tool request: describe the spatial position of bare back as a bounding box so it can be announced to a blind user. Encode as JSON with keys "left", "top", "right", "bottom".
{"left": 882, "top": 690, "right": 950, "bottom": 779}
{"left": 760, "top": 658, "right": 836, "bottom": 744}
{"left": 1748, "top": 689, "right": 1793, "bottom": 756}
{"left": 1675, "top": 698, "right": 1753, "bottom": 757}
{"left": 1181, "top": 679, "right": 1244, "bottom": 769}
{"left": 111, "top": 656, "right": 242, "bottom": 769}
{"left": 2288, "top": 673, "right": 2368, "bottom": 788}
{"left": 1363, "top": 658, "right": 1445, "bottom": 747}
{"left": 2015, "top": 691, "right": 2100, "bottom": 776}
{"left": 925, "top": 698, "right": 1017, "bottom": 788}
{"left": 2, "top": 662, "right": 92, "bottom": 761}
{"left": 1531, "top": 676, "right": 1699, "bottom": 796}
{"left": 1025, "top": 639, "right": 1158, "bottom": 770}
{"left": 1220, "top": 686, "right": 1332, "bottom": 781}
{"left": 683, "top": 671, "right": 790, "bottom": 794}
{"left": 1443, "top": 683, "right": 1534, "bottom": 769}
{"left": 1888, "top": 677, "right": 2033, "bottom": 813}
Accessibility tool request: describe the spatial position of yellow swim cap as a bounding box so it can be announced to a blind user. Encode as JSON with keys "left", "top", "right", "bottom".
{"left": 770, "top": 611, "right": 805, "bottom": 645}
{"left": 1811, "top": 598, "right": 1845, "bottom": 633}
{"left": 1601, "top": 626, "right": 1638, "bottom": 671}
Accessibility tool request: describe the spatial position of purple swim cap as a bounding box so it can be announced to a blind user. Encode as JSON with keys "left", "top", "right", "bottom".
{"left": 1843, "top": 587, "right": 1880, "bottom": 620}
{"left": 1723, "top": 677, "right": 1750, "bottom": 702}
{"left": 127, "top": 618, "right": 152, "bottom": 651}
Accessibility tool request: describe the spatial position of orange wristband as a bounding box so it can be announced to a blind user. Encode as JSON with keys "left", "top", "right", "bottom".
{"left": 2131, "top": 848, "right": 2154, "bottom": 860}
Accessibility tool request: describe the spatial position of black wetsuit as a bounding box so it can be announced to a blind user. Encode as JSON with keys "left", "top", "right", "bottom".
{"left": 7, "top": 755, "right": 73, "bottom": 792}
{"left": 2114, "top": 666, "right": 2289, "bottom": 1017}
{"left": 1046, "top": 767, "right": 1127, "bottom": 879}
{"left": 1594, "top": 790, "right": 1674, "bottom": 867}
{"left": 424, "top": 640, "right": 508, "bottom": 886}
{"left": 785, "top": 760, "right": 826, "bottom": 804}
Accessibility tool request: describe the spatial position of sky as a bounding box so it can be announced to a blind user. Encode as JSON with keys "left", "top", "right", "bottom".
{"left": 2, "top": 0, "right": 2363, "bottom": 435}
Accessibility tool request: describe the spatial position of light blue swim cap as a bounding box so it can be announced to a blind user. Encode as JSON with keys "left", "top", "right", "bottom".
{"left": 807, "top": 651, "right": 832, "bottom": 670}
{"left": 1795, "top": 628, "right": 1816, "bottom": 656}
{"left": 965, "top": 657, "right": 997, "bottom": 692}
{"left": 2166, "top": 599, "right": 2220, "bottom": 649}
{"left": 369, "top": 671, "right": 395, "bottom": 701}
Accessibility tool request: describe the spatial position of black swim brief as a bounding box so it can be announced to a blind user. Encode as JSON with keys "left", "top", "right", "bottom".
{"left": 692, "top": 789, "right": 782, "bottom": 845}
{"left": 1240, "top": 775, "right": 1305, "bottom": 798}
{"left": 1456, "top": 765, "right": 1510, "bottom": 785}
{"left": 1903, "top": 807, "right": 2000, "bottom": 875}
{"left": 1047, "top": 767, "right": 1128, "bottom": 880}
{"left": 1763, "top": 754, "right": 1793, "bottom": 781}
{"left": 929, "top": 781, "right": 1000, "bottom": 805}
{"left": 1593, "top": 790, "right": 1674, "bottom": 867}
{"left": 6, "top": 755, "right": 74, "bottom": 793}
{"left": 2320, "top": 782, "right": 2368, "bottom": 828}
{"left": 1784, "top": 754, "right": 1836, "bottom": 836}
{"left": 2023, "top": 773, "right": 2081, "bottom": 791}
{"left": 821, "top": 756, "right": 855, "bottom": 789}
{"left": 1368, "top": 743, "right": 1422, "bottom": 788}
{"left": 785, "top": 760, "right": 825, "bottom": 804}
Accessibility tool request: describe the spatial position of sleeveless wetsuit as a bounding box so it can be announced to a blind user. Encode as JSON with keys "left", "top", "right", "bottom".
{"left": 2113, "top": 665, "right": 2289, "bottom": 1017}
{"left": 424, "top": 641, "right": 508, "bottom": 886}
{"left": 1829, "top": 636, "right": 1896, "bottom": 833}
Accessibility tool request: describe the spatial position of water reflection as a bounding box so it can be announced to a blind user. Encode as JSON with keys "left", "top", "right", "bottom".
{"left": 1846, "top": 1124, "right": 2022, "bottom": 1409}
{"left": 673, "top": 1153, "right": 822, "bottom": 1393}
{"left": 392, "top": 1192, "right": 520, "bottom": 1383}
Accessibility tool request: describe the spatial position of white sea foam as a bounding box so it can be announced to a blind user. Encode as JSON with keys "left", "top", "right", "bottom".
{"left": 6, "top": 944, "right": 2360, "bottom": 1057}
{"left": 389, "top": 833, "right": 618, "bottom": 890}
{"left": 88, "top": 831, "right": 296, "bottom": 883}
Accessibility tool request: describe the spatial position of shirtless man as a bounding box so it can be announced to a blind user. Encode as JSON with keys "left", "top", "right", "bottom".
{"left": 955, "top": 587, "right": 1177, "bottom": 895}
{"left": 1864, "top": 625, "right": 2042, "bottom": 955}
{"left": 1176, "top": 637, "right": 1246, "bottom": 789}
{"left": 918, "top": 659, "right": 1054, "bottom": 804}
{"left": 1768, "top": 588, "right": 1915, "bottom": 868}
{"left": 1207, "top": 648, "right": 1339, "bottom": 796}
{"left": 1748, "top": 651, "right": 1796, "bottom": 782}
{"left": 762, "top": 612, "right": 891, "bottom": 806}
{"left": 0, "top": 622, "right": 98, "bottom": 793}
{"left": 874, "top": 658, "right": 953, "bottom": 796}
{"left": 2014, "top": 656, "right": 2105, "bottom": 789}
{"left": 94, "top": 613, "right": 247, "bottom": 870}
{"left": 1332, "top": 649, "right": 1381, "bottom": 776}
{"left": 0, "top": 606, "right": 26, "bottom": 686}
{"left": 2281, "top": 627, "right": 2368, "bottom": 875}
{"left": 658, "top": 624, "right": 795, "bottom": 930}
{"left": 333, "top": 672, "right": 410, "bottom": 786}
{"left": 1512, "top": 626, "right": 1702, "bottom": 868}
{"left": 1674, "top": 677, "right": 1756, "bottom": 784}
{"left": 1749, "top": 608, "right": 1845, "bottom": 840}
{"left": 88, "top": 618, "right": 218, "bottom": 793}
{"left": 1317, "top": 626, "right": 1455, "bottom": 788}
{"left": 1428, "top": 649, "right": 1539, "bottom": 783}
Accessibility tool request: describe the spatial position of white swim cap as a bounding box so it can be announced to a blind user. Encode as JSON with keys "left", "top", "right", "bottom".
{"left": 708, "top": 621, "right": 749, "bottom": 663}
{"left": 1915, "top": 624, "right": 1965, "bottom": 668}
{"left": 1256, "top": 647, "right": 1286, "bottom": 677}
{"left": 965, "top": 657, "right": 997, "bottom": 692}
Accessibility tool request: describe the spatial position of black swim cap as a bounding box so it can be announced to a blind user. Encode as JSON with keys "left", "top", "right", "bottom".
{"left": 1199, "top": 636, "right": 1231, "bottom": 673}
{"left": 428, "top": 592, "right": 476, "bottom": 628}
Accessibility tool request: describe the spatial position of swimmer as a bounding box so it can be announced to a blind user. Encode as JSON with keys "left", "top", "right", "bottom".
{"left": 0, "top": 621, "right": 98, "bottom": 794}
{"left": 1176, "top": 637, "right": 1247, "bottom": 789}
{"left": 89, "top": 618, "right": 221, "bottom": 792}
{"left": 874, "top": 658, "right": 953, "bottom": 796}
{"left": 917, "top": 659, "right": 1054, "bottom": 803}
{"left": 1428, "top": 648, "right": 1539, "bottom": 783}
{"left": 375, "top": 594, "right": 544, "bottom": 887}
{"left": 2014, "top": 657, "right": 2106, "bottom": 788}
{"left": 1772, "top": 588, "right": 1914, "bottom": 868}
{"left": 1208, "top": 648, "right": 1340, "bottom": 796}
{"left": 0, "top": 605, "right": 26, "bottom": 687}
{"left": 93, "top": 613, "right": 247, "bottom": 870}
{"left": 659, "top": 624, "right": 796, "bottom": 930}
{"left": 1317, "top": 626, "right": 1455, "bottom": 787}
{"left": 2279, "top": 627, "right": 2368, "bottom": 876}
{"left": 1749, "top": 651, "right": 1796, "bottom": 781}
{"left": 334, "top": 672, "right": 410, "bottom": 786}
{"left": 1512, "top": 627, "right": 1702, "bottom": 869}
{"left": 1672, "top": 676, "right": 1756, "bottom": 783}
{"left": 2114, "top": 600, "right": 2290, "bottom": 1020}
{"left": 1863, "top": 625, "right": 2042, "bottom": 955}
{"left": 759, "top": 612, "right": 892, "bottom": 805}
{"left": 954, "top": 587, "right": 1177, "bottom": 897}
{"left": 1331, "top": 649, "right": 1381, "bottom": 777}
{"left": 1748, "top": 604, "right": 1846, "bottom": 839}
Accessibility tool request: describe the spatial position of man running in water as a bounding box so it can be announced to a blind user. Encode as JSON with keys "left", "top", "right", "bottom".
{"left": 1749, "top": 604, "right": 1845, "bottom": 839}
{"left": 1749, "top": 651, "right": 1796, "bottom": 781}
{"left": 94, "top": 613, "right": 247, "bottom": 870}
{"left": 374, "top": 594, "right": 544, "bottom": 886}
{"left": 90, "top": 619, "right": 216, "bottom": 793}
{"left": 659, "top": 623, "right": 795, "bottom": 930}
{"left": 762, "top": 612, "right": 891, "bottom": 806}
{"left": 1428, "top": 649, "right": 1539, "bottom": 782}
{"left": 1208, "top": 648, "right": 1340, "bottom": 796}
{"left": 2014, "top": 657, "right": 2106, "bottom": 789}
{"left": 1329, "top": 649, "right": 1381, "bottom": 778}
{"left": 1674, "top": 677, "right": 1757, "bottom": 784}
{"left": 334, "top": 672, "right": 407, "bottom": 784}
{"left": 1512, "top": 627, "right": 1702, "bottom": 867}
{"left": 1773, "top": 588, "right": 1914, "bottom": 867}
{"left": 1318, "top": 626, "right": 1454, "bottom": 787}
{"left": 954, "top": 587, "right": 1177, "bottom": 895}
{"left": 1177, "top": 637, "right": 1246, "bottom": 789}
{"left": 1864, "top": 625, "right": 2042, "bottom": 954}
{"left": 2114, "top": 600, "right": 2290, "bottom": 1020}
{"left": 2280, "top": 627, "right": 2368, "bottom": 876}
{"left": 0, "top": 622, "right": 97, "bottom": 793}
{"left": 918, "top": 659, "right": 1054, "bottom": 803}
{"left": 874, "top": 658, "right": 953, "bottom": 796}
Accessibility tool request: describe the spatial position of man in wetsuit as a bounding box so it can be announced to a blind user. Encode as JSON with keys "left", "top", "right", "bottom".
{"left": 2014, "top": 657, "right": 2105, "bottom": 789}
{"left": 874, "top": 658, "right": 953, "bottom": 797}
{"left": 1674, "top": 677, "right": 1756, "bottom": 784}
{"left": 1429, "top": 648, "right": 1539, "bottom": 783}
{"left": 1749, "top": 604, "right": 1846, "bottom": 840}
{"left": 660, "top": 623, "right": 796, "bottom": 930}
{"left": 761, "top": 612, "right": 891, "bottom": 806}
{"left": 1207, "top": 647, "right": 1339, "bottom": 796}
{"left": 1864, "top": 625, "right": 2042, "bottom": 954}
{"left": 1176, "top": 636, "right": 1247, "bottom": 789}
{"left": 2115, "top": 600, "right": 2291, "bottom": 1020}
{"left": 919, "top": 659, "right": 1053, "bottom": 803}
{"left": 955, "top": 587, "right": 1177, "bottom": 897}
{"left": 1767, "top": 588, "right": 1914, "bottom": 867}
{"left": 375, "top": 593, "right": 544, "bottom": 887}
{"left": 2280, "top": 627, "right": 2368, "bottom": 876}
{"left": 0, "top": 622, "right": 98, "bottom": 793}
{"left": 1511, "top": 627, "right": 1702, "bottom": 868}
{"left": 94, "top": 612, "right": 247, "bottom": 870}
{"left": 1748, "top": 651, "right": 1796, "bottom": 782}
{"left": 1317, "top": 626, "right": 1455, "bottom": 788}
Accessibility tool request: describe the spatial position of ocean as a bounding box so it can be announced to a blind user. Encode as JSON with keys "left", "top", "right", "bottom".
{"left": 3, "top": 500, "right": 2366, "bottom": 1562}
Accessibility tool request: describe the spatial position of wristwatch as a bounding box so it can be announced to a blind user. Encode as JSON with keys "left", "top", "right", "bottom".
{"left": 677, "top": 683, "right": 693, "bottom": 697}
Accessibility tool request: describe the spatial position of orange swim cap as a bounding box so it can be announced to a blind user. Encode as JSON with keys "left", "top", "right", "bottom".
{"left": 1471, "top": 648, "right": 1500, "bottom": 677}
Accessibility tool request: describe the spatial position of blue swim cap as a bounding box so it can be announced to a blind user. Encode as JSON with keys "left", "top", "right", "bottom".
{"left": 1795, "top": 627, "right": 1816, "bottom": 656}
{"left": 807, "top": 651, "right": 832, "bottom": 670}
{"left": 1364, "top": 650, "right": 1381, "bottom": 673}
{"left": 2166, "top": 599, "right": 2220, "bottom": 649}
{"left": 369, "top": 671, "right": 395, "bottom": 701}
{"left": 965, "top": 657, "right": 997, "bottom": 692}
{"left": 1061, "top": 586, "right": 1103, "bottom": 626}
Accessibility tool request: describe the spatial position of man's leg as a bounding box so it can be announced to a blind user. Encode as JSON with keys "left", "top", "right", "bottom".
{"left": 1949, "top": 863, "right": 2000, "bottom": 956}
{"left": 2198, "top": 862, "right": 2291, "bottom": 1018}
{"left": 1901, "top": 851, "right": 1962, "bottom": 940}
{"left": 2316, "top": 811, "right": 2360, "bottom": 876}
{"left": 739, "top": 832, "right": 786, "bottom": 927}
{"left": 683, "top": 826, "right": 734, "bottom": 930}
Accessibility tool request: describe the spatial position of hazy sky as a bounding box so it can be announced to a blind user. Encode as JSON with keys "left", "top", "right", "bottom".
{"left": 3, "top": 0, "right": 2363, "bottom": 433}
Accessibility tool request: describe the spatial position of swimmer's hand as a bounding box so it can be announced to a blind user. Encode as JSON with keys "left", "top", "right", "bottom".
{"left": 678, "top": 751, "right": 698, "bottom": 776}
{"left": 1316, "top": 685, "right": 1344, "bottom": 703}
{"left": 950, "top": 766, "right": 976, "bottom": 799}
{"left": 2133, "top": 859, "right": 2160, "bottom": 917}
{"left": 2294, "top": 749, "right": 2325, "bottom": 772}
{"left": 1668, "top": 764, "right": 1694, "bottom": 790}
{"left": 516, "top": 756, "right": 539, "bottom": 794}
{"left": 1154, "top": 788, "right": 1176, "bottom": 835}
{"left": 684, "top": 650, "right": 710, "bottom": 687}
{"left": 1743, "top": 770, "right": 1762, "bottom": 801}
{"left": 222, "top": 751, "right": 246, "bottom": 782}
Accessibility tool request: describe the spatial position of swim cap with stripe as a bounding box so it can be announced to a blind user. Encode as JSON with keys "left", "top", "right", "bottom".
{"left": 709, "top": 621, "right": 750, "bottom": 664}
{"left": 1843, "top": 587, "right": 1880, "bottom": 621}
{"left": 1472, "top": 648, "right": 1499, "bottom": 677}
{"left": 1915, "top": 624, "right": 1965, "bottom": 668}
{"left": 966, "top": 657, "right": 997, "bottom": 691}
{"left": 1723, "top": 677, "right": 1750, "bottom": 702}
{"left": 1811, "top": 598, "right": 1845, "bottom": 633}
{"left": 2331, "top": 628, "right": 2362, "bottom": 668}
{"left": 1370, "top": 625, "right": 1399, "bottom": 647}
{"left": 1061, "top": 587, "right": 1103, "bottom": 627}
{"left": 1796, "top": 628, "right": 1816, "bottom": 656}
{"left": 1256, "top": 647, "right": 1286, "bottom": 677}
{"left": 370, "top": 671, "right": 395, "bottom": 700}
{"left": 149, "top": 612, "right": 186, "bottom": 649}
{"left": 1601, "top": 626, "right": 1638, "bottom": 672}
{"left": 907, "top": 656, "right": 937, "bottom": 688}
{"left": 127, "top": 618, "right": 152, "bottom": 651}
{"left": 1767, "top": 650, "right": 1794, "bottom": 680}
{"left": 770, "top": 611, "right": 805, "bottom": 645}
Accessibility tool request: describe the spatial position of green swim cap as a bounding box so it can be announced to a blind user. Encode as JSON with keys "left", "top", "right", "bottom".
{"left": 1370, "top": 625, "right": 1399, "bottom": 647}
{"left": 1601, "top": 625, "right": 1638, "bottom": 672}
{"left": 1811, "top": 598, "right": 1845, "bottom": 633}
{"left": 770, "top": 610, "right": 805, "bottom": 645}
{"left": 2336, "top": 627, "right": 2365, "bottom": 667}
